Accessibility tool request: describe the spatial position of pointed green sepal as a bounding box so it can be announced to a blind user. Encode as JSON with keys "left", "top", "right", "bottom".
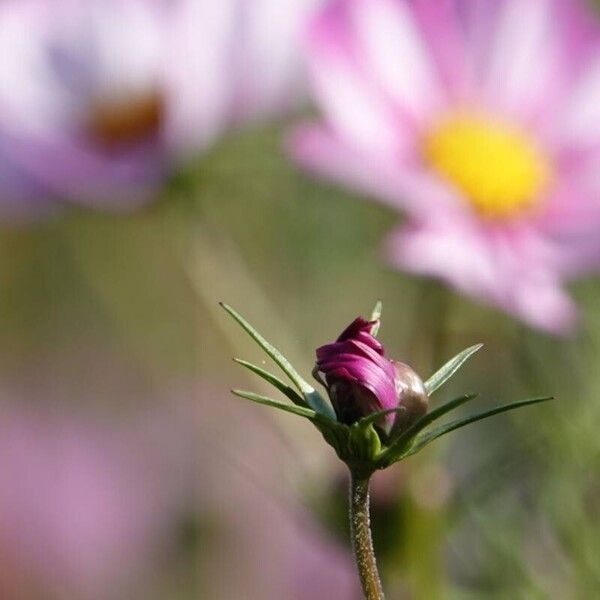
{"left": 369, "top": 300, "right": 383, "bottom": 336}
{"left": 356, "top": 407, "right": 407, "bottom": 429}
{"left": 313, "top": 419, "right": 352, "bottom": 460}
{"left": 233, "top": 358, "right": 307, "bottom": 407}
{"left": 221, "top": 303, "right": 336, "bottom": 420}
{"left": 378, "top": 394, "right": 478, "bottom": 466}
{"left": 425, "top": 344, "right": 483, "bottom": 395}
{"left": 404, "top": 396, "right": 553, "bottom": 457}
{"left": 412, "top": 393, "right": 479, "bottom": 431}
{"left": 231, "top": 389, "right": 318, "bottom": 419}
{"left": 349, "top": 422, "right": 382, "bottom": 462}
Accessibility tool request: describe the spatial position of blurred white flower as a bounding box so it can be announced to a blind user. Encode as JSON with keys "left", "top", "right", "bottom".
{"left": 0, "top": 0, "right": 321, "bottom": 218}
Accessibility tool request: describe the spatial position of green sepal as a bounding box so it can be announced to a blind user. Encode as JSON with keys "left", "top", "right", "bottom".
{"left": 313, "top": 418, "right": 352, "bottom": 460}
{"left": 411, "top": 393, "right": 479, "bottom": 431}
{"left": 221, "top": 303, "right": 336, "bottom": 420}
{"left": 378, "top": 394, "right": 478, "bottom": 467}
{"left": 231, "top": 389, "right": 317, "bottom": 419}
{"left": 312, "top": 418, "right": 382, "bottom": 464}
{"left": 369, "top": 300, "right": 383, "bottom": 336}
{"left": 348, "top": 422, "right": 382, "bottom": 462}
{"left": 403, "top": 396, "right": 553, "bottom": 458}
{"left": 233, "top": 358, "right": 307, "bottom": 407}
{"left": 425, "top": 344, "right": 483, "bottom": 395}
{"left": 357, "top": 407, "right": 407, "bottom": 429}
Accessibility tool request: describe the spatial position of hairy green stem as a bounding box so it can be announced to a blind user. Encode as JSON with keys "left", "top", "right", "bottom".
{"left": 349, "top": 471, "right": 385, "bottom": 600}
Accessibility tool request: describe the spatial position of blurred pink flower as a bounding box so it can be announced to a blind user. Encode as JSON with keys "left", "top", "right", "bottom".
{"left": 291, "top": 0, "right": 600, "bottom": 333}
{"left": 0, "top": 0, "right": 321, "bottom": 218}
{"left": 0, "top": 403, "right": 191, "bottom": 599}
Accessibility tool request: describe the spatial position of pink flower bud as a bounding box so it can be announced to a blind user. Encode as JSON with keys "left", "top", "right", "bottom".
{"left": 314, "top": 317, "right": 428, "bottom": 434}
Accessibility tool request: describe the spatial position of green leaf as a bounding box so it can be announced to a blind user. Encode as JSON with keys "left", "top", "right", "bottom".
{"left": 425, "top": 344, "right": 484, "bottom": 395}
{"left": 221, "top": 303, "right": 336, "bottom": 420}
{"left": 405, "top": 396, "right": 553, "bottom": 457}
{"left": 231, "top": 389, "right": 317, "bottom": 419}
{"left": 369, "top": 300, "right": 382, "bottom": 336}
{"left": 233, "top": 358, "right": 306, "bottom": 407}
{"left": 379, "top": 394, "right": 477, "bottom": 466}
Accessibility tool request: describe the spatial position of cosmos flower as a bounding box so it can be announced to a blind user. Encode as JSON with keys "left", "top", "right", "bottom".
{"left": 0, "top": 0, "right": 173, "bottom": 214}
{"left": 291, "top": 0, "right": 600, "bottom": 333}
{"left": 0, "top": 0, "right": 321, "bottom": 218}
{"left": 314, "top": 316, "right": 428, "bottom": 434}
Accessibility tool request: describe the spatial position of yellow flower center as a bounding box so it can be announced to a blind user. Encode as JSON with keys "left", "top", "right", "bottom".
{"left": 423, "top": 112, "right": 551, "bottom": 218}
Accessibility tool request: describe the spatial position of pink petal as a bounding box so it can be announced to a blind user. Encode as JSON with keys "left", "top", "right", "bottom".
{"left": 9, "top": 135, "right": 164, "bottom": 210}
{"left": 350, "top": 0, "right": 444, "bottom": 123}
{"left": 386, "top": 220, "right": 577, "bottom": 335}
{"left": 477, "top": 0, "right": 574, "bottom": 128}
{"left": 410, "top": 0, "right": 473, "bottom": 98}
{"left": 533, "top": 180, "right": 600, "bottom": 278}
{"left": 386, "top": 220, "right": 504, "bottom": 301}
{"left": 305, "top": 1, "right": 409, "bottom": 153}
{"left": 559, "top": 56, "right": 600, "bottom": 150}
{"left": 231, "top": 0, "right": 321, "bottom": 122}
{"left": 536, "top": 171, "right": 600, "bottom": 236}
{"left": 510, "top": 275, "right": 577, "bottom": 334}
{"left": 165, "top": 0, "right": 237, "bottom": 155}
{"left": 0, "top": 130, "right": 59, "bottom": 220}
{"left": 288, "top": 123, "right": 408, "bottom": 207}
{"left": 288, "top": 123, "right": 466, "bottom": 219}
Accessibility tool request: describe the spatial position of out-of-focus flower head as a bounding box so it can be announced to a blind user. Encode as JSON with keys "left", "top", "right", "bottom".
{"left": 291, "top": 0, "right": 600, "bottom": 334}
{"left": 0, "top": 0, "right": 171, "bottom": 214}
{"left": 314, "top": 316, "right": 427, "bottom": 434}
{"left": 0, "top": 0, "right": 322, "bottom": 218}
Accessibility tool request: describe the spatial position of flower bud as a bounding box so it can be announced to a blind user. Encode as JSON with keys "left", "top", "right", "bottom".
{"left": 314, "top": 317, "right": 428, "bottom": 435}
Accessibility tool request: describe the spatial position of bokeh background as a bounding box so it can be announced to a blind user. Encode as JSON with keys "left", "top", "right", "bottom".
{"left": 1, "top": 1, "right": 600, "bottom": 599}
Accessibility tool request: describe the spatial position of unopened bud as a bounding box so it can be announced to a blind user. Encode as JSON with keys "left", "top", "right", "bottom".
{"left": 314, "top": 317, "right": 428, "bottom": 435}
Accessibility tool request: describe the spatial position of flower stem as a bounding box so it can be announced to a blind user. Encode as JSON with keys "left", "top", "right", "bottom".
{"left": 349, "top": 470, "right": 385, "bottom": 600}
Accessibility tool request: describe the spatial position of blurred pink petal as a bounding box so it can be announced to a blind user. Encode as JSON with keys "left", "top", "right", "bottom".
{"left": 559, "top": 57, "right": 600, "bottom": 149}
{"left": 164, "top": 0, "right": 238, "bottom": 156}
{"left": 0, "top": 401, "right": 192, "bottom": 599}
{"left": 232, "top": 0, "right": 324, "bottom": 123}
{"left": 350, "top": 0, "right": 444, "bottom": 122}
{"left": 290, "top": 530, "right": 360, "bottom": 600}
{"left": 386, "top": 223, "right": 577, "bottom": 333}
{"left": 290, "top": 124, "right": 411, "bottom": 205}
{"left": 481, "top": 0, "right": 559, "bottom": 119}
{"left": 290, "top": 123, "right": 467, "bottom": 219}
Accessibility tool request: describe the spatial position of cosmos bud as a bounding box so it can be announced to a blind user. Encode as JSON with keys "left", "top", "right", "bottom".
{"left": 314, "top": 317, "right": 428, "bottom": 435}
